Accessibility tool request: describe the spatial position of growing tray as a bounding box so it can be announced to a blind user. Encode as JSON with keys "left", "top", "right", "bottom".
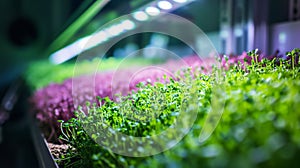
{"left": 30, "top": 119, "right": 58, "bottom": 168}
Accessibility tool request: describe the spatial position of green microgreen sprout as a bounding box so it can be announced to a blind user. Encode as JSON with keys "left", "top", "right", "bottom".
{"left": 39, "top": 48, "right": 300, "bottom": 167}
{"left": 286, "top": 48, "right": 300, "bottom": 78}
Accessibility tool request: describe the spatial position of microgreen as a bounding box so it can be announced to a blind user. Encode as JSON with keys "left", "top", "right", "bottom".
{"left": 286, "top": 48, "right": 300, "bottom": 77}
{"left": 58, "top": 69, "right": 211, "bottom": 167}
{"left": 29, "top": 49, "right": 300, "bottom": 167}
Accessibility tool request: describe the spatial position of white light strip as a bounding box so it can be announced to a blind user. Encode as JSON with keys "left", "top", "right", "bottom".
{"left": 85, "top": 31, "right": 109, "bottom": 49}
{"left": 157, "top": 1, "right": 173, "bottom": 10}
{"left": 132, "top": 11, "right": 149, "bottom": 21}
{"left": 173, "top": 0, "right": 188, "bottom": 3}
{"left": 49, "top": 37, "right": 89, "bottom": 64}
{"left": 49, "top": 0, "right": 192, "bottom": 64}
{"left": 121, "top": 20, "right": 136, "bottom": 30}
{"left": 50, "top": 20, "right": 136, "bottom": 64}
{"left": 107, "top": 24, "right": 124, "bottom": 36}
{"left": 145, "top": 6, "right": 160, "bottom": 16}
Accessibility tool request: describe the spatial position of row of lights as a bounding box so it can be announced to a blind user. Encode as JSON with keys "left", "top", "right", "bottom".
{"left": 89, "top": 0, "right": 190, "bottom": 46}
{"left": 87, "top": 0, "right": 188, "bottom": 46}
{"left": 91, "top": 0, "right": 190, "bottom": 39}
{"left": 50, "top": 19, "right": 137, "bottom": 64}
{"left": 133, "top": 0, "right": 189, "bottom": 21}
{"left": 50, "top": 0, "right": 190, "bottom": 64}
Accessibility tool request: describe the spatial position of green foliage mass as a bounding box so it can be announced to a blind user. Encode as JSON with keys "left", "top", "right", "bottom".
{"left": 58, "top": 49, "right": 300, "bottom": 168}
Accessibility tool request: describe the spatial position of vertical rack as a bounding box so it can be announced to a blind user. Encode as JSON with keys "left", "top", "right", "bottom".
{"left": 220, "top": 0, "right": 269, "bottom": 54}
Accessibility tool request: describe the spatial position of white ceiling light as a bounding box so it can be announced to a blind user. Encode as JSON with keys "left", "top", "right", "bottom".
{"left": 93, "top": 31, "right": 109, "bottom": 42}
{"left": 157, "top": 1, "right": 173, "bottom": 10}
{"left": 84, "top": 31, "right": 109, "bottom": 49}
{"left": 173, "top": 0, "right": 188, "bottom": 3}
{"left": 107, "top": 24, "right": 124, "bottom": 36}
{"left": 145, "top": 6, "right": 160, "bottom": 16}
{"left": 50, "top": 39, "right": 85, "bottom": 64}
{"left": 49, "top": 0, "right": 194, "bottom": 64}
{"left": 133, "top": 11, "right": 149, "bottom": 21}
{"left": 121, "top": 20, "right": 136, "bottom": 30}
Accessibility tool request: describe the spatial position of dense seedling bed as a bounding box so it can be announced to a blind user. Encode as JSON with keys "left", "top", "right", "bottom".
{"left": 29, "top": 49, "right": 300, "bottom": 167}
{"left": 30, "top": 56, "right": 204, "bottom": 141}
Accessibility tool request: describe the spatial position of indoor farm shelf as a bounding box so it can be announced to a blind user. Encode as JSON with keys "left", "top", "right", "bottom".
{"left": 27, "top": 49, "right": 300, "bottom": 168}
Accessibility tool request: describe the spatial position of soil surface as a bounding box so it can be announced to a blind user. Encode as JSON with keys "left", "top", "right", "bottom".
{"left": 47, "top": 142, "right": 70, "bottom": 159}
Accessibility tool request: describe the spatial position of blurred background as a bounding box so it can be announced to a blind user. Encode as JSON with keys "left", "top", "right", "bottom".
{"left": 1, "top": 0, "right": 299, "bottom": 87}
{"left": 0, "top": 0, "right": 299, "bottom": 167}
